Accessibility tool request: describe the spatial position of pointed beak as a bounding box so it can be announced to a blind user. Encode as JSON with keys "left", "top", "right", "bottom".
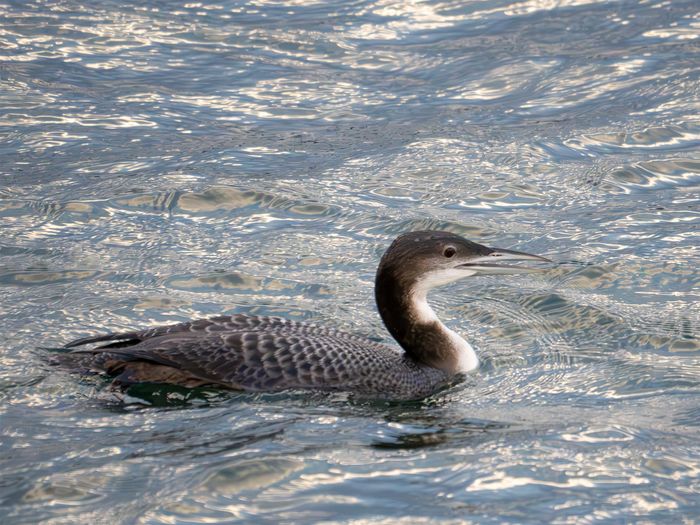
{"left": 457, "top": 246, "right": 552, "bottom": 275}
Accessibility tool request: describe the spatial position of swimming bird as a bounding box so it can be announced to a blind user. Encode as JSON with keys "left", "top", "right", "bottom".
{"left": 60, "top": 231, "right": 550, "bottom": 400}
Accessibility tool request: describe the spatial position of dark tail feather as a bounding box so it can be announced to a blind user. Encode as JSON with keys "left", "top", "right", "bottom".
{"left": 44, "top": 347, "right": 132, "bottom": 374}
{"left": 45, "top": 350, "right": 97, "bottom": 369}
{"left": 64, "top": 332, "right": 140, "bottom": 349}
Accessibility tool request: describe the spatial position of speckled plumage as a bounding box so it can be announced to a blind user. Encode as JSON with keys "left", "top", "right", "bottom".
{"left": 66, "top": 314, "right": 449, "bottom": 399}
{"left": 59, "top": 231, "right": 549, "bottom": 400}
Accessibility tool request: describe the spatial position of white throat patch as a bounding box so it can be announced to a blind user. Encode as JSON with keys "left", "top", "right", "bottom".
{"left": 410, "top": 271, "right": 480, "bottom": 373}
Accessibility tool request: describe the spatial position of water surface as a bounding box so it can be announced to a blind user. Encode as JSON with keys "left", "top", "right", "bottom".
{"left": 1, "top": 0, "right": 699, "bottom": 523}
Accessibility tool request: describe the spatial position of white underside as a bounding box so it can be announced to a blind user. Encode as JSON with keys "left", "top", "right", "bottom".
{"left": 411, "top": 291, "right": 479, "bottom": 374}
{"left": 402, "top": 252, "right": 544, "bottom": 373}
{"left": 443, "top": 323, "right": 479, "bottom": 373}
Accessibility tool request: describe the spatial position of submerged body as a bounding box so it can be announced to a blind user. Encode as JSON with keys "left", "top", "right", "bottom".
{"left": 60, "top": 231, "right": 549, "bottom": 400}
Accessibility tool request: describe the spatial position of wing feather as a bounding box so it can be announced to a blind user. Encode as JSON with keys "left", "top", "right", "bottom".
{"left": 63, "top": 314, "right": 448, "bottom": 398}
{"left": 74, "top": 330, "right": 398, "bottom": 392}
{"left": 64, "top": 314, "right": 363, "bottom": 348}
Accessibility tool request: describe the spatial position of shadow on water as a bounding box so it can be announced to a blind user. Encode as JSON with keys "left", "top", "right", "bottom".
{"left": 94, "top": 379, "right": 523, "bottom": 453}
{"left": 369, "top": 417, "right": 515, "bottom": 450}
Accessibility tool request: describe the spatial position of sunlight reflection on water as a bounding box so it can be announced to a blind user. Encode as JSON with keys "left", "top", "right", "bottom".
{"left": 1, "top": 0, "right": 699, "bottom": 523}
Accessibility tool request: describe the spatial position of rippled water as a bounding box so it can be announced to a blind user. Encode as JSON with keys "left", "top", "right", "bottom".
{"left": 2, "top": 0, "right": 699, "bottom": 522}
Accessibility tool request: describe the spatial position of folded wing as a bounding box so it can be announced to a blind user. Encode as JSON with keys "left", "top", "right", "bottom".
{"left": 71, "top": 329, "right": 393, "bottom": 392}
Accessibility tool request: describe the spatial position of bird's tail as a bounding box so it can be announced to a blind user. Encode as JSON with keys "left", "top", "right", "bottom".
{"left": 64, "top": 332, "right": 141, "bottom": 349}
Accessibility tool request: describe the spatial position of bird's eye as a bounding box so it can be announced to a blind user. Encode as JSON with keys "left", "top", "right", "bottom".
{"left": 443, "top": 246, "right": 456, "bottom": 258}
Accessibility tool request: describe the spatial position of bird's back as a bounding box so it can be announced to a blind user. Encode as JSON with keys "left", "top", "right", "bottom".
{"left": 65, "top": 314, "right": 448, "bottom": 399}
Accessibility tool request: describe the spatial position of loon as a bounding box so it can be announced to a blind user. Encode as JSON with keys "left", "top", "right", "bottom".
{"left": 60, "top": 231, "right": 550, "bottom": 400}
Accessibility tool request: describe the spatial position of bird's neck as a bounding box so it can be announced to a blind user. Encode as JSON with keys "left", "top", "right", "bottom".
{"left": 374, "top": 270, "right": 479, "bottom": 374}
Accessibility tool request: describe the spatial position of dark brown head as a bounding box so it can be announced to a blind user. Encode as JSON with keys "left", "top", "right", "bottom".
{"left": 374, "top": 230, "right": 551, "bottom": 373}
{"left": 376, "top": 230, "right": 550, "bottom": 295}
{"left": 374, "top": 231, "right": 550, "bottom": 374}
